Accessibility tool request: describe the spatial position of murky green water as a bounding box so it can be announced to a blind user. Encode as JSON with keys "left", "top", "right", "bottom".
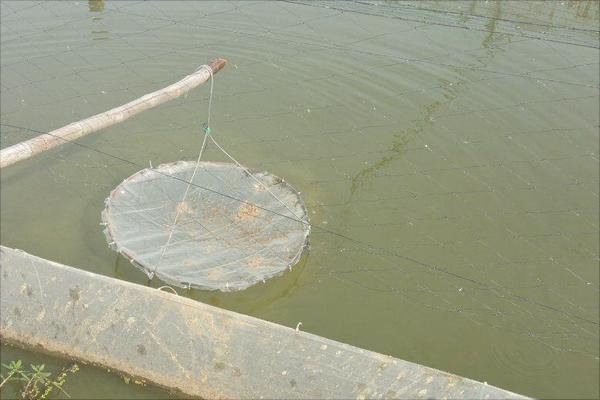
{"left": 1, "top": 1, "right": 598, "bottom": 398}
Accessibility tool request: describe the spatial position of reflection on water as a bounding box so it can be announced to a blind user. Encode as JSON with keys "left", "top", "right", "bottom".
{"left": 88, "top": 0, "right": 108, "bottom": 40}
{"left": 88, "top": 0, "right": 104, "bottom": 13}
{"left": 569, "top": 0, "right": 597, "bottom": 19}
{"left": 0, "top": 1, "right": 598, "bottom": 399}
{"left": 91, "top": 29, "right": 110, "bottom": 41}
{"left": 481, "top": 1, "right": 501, "bottom": 49}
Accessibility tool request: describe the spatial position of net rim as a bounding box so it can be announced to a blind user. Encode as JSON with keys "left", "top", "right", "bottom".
{"left": 101, "top": 160, "right": 311, "bottom": 291}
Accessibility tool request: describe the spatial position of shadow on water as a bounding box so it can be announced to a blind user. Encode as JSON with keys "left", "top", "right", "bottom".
{"left": 349, "top": 0, "right": 513, "bottom": 198}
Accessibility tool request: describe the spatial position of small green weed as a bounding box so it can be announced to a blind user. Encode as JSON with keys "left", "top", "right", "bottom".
{"left": 0, "top": 359, "right": 79, "bottom": 399}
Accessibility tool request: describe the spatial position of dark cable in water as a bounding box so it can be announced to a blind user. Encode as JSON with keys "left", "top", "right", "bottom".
{"left": 1, "top": 121, "right": 598, "bottom": 326}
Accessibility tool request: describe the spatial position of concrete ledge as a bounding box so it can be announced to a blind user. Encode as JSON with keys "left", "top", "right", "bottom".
{"left": 0, "top": 246, "right": 527, "bottom": 399}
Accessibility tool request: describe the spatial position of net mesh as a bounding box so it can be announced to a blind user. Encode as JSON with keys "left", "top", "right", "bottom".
{"left": 101, "top": 160, "right": 310, "bottom": 291}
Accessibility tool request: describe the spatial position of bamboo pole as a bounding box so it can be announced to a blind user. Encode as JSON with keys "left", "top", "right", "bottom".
{"left": 0, "top": 58, "right": 227, "bottom": 169}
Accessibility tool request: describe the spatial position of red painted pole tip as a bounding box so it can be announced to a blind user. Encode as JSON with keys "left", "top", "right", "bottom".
{"left": 208, "top": 58, "right": 228, "bottom": 74}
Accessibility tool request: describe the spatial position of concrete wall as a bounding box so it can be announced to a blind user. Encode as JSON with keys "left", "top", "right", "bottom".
{"left": 0, "top": 246, "right": 527, "bottom": 399}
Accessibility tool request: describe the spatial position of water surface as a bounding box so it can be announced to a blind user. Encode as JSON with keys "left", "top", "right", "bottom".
{"left": 1, "top": 1, "right": 598, "bottom": 398}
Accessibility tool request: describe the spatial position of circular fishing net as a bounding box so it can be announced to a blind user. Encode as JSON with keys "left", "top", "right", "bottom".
{"left": 102, "top": 161, "right": 310, "bottom": 291}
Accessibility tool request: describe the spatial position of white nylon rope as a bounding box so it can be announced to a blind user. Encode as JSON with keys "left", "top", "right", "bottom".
{"left": 151, "top": 65, "right": 214, "bottom": 277}
{"left": 151, "top": 63, "right": 307, "bottom": 279}
{"left": 208, "top": 134, "right": 306, "bottom": 223}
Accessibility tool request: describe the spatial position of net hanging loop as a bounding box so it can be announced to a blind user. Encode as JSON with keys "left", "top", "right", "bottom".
{"left": 103, "top": 60, "right": 310, "bottom": 291}
{"left": 196, "top": 63, "right": 215, "bottom": 133}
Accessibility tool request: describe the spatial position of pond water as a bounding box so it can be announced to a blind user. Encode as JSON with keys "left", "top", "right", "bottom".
{"left": 1, "top": 1, "right": 598, "bottom": 398}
